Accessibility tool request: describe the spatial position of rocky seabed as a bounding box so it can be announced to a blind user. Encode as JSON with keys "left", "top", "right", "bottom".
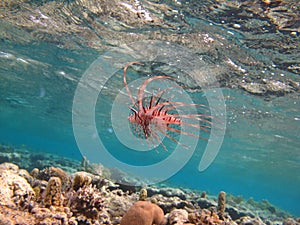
{"left": 0, "top": 160, "right": 299, "bottom": 225}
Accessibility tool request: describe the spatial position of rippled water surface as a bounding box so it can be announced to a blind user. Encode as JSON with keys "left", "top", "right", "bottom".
{"left": 0, "top": 0, "right": 299, "bottom": 215}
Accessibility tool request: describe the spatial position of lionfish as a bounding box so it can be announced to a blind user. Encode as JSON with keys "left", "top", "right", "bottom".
{"left": 123, "top": 61, "right": 211, "bottom": 150}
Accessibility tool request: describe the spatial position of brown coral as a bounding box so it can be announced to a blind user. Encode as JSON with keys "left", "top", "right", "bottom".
{"left": 120, "top": 201, "right": 166, "bottom": 225}
{"left": 139, "top": 188, "right": 148, "bottom": 201}
{"left": 37, "top": 166, "right": 70, "bottom": 191}
{"left": 217, "top": 191, "right": 226, "bottom": 216}
{"left": 43, "top": 177, "right": 63, "bottom": 207}
{"left": 72, "top": 172, "right": 92, "bottom": 191}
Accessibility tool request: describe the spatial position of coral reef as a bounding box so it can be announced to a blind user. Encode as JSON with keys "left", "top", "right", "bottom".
{"left": 120, "top": 201, "right": 165, "bottom": 225}
{"left": 0, "top": 159, "right": 297, "bottom": 225}
{"left": 283, "top": 218, "right": 300, "bottom": 225}
{"left": 0, "top": 145, "right": 81, "bottom": 173}
{"left": 139, "top": 188, "right": 148, "bottom": 201}
{"left": 0, "top": 162, "right": 35, "bottom": 210}
{"left": 43, "top": 177, "right": 63, "bottom": 207}
{"left": 72, "top": 172, "right": 92, "bottom": 191}
{"left": 69, "top": 184, "right": 105, "bottom": 220}
{"left": 200, "top": 191, "right": 207, "bottom": 198}
{"left": 218, "top": 191, "right": 226, "bottom": 216}
{"left": 188, "top": 209, "right": 226, "bottom": 225}
{"left": 168, "top": 208, "right": 189, "bottom": 225}
{"left": 37, "top": 166, "right": 71, "bottom": 191}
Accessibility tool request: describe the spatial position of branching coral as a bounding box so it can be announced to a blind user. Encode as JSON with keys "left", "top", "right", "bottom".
{"left": 70, "top": 184, "right": 105, "bottom": 219}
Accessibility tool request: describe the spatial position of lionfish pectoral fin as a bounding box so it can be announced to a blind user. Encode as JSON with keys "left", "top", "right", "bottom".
{"left": 129, "top": 107, "right": 137, "bottom": 113}
{"left": 129, "top": 107, "right": 144, "bottom": 122}
{"left": 149, "top": 95, "right": 153, "bottom": 108}
{"left": 151, "top": 129, "right": 168, "bottom": 152}
{"left": 157, "top": 127, "right": 189, "bottom": 150}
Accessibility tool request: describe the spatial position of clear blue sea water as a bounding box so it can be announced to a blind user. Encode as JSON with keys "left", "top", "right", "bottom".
{"left": 0, "top": 3, "right": 300, "bottom": 217}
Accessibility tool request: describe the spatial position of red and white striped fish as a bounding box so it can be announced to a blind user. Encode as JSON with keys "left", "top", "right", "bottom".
{"left": 123, "top": 61, "right": 211, "bottom": 150}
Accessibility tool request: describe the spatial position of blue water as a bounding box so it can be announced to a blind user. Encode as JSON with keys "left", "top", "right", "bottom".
{"left": 1, "top": 5, "right": 300, "bottom": 217}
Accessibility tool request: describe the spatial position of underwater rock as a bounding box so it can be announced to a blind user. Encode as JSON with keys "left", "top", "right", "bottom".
{"left": 243, "top": 198, "right": 291, "bottom": 222}
{"left": 283, "top": 218, "right": 300, "bottom": 225}
{"left": 0, "top": 205, "right": 37, "bottom": 225}
{"left": 18, "top": 168, "right": 34, "bottom": 186}
{"left": 264, "top": 3, "right": 300, "bottom": 32}
{"left": 160, "top": 187, "right": 187, "bottom": 200}
{"left": 265, "top": 80, "right": 293, "bottom": 94}
{"left": 147, "top": 186, "right": 187, "bottom": 200}
{"left": 154, "top": 194, "right": 195, "bottom": 213}
{"left": 0, "top": 162, "right": 19, "bottom": 171}
{"left": 236, "top": 216, "right": 266, "bottom": 225}
{"left": 0, "top": 145, "right": 82, "bottom": 174}
{"left": 31, "top": 205, "right": 73, "bottom": 225}
{"left": 240, "top": 83, "right": 267, "bottom": 95}
{"left": 240, "top": 79, "right": 294, "bottom": 96}
{"left": 196, "top": 197, "right": 217, "bottom": 209}
{"left": 0, "top": 154, "right": 10, "bottom": 163}
{"left": 168, "top": 208, "right": 189, "bottom": 225}
{"left": 68, "top": 217, "right": 78, "bottom": 225}
{"left": 104, "top": 188, "right": 138, "bottom": 224}
{"left": 109, "top": 167, "right": 149, "bottom": 192}
{"left": 0, "top": 162, "right": 35, "bottom": 209}
{"left": 226, "top": 206, "right": 254, "bottom": 220}
{"left": 84, "top": 162, "right": 111, "bottom": 179}
{"left": 0, "top": 213, "right": 13, "bottom": 225}
{"left": 120, "top": 201, "right": 165, "bottom": 225}
{"left": 188, "top": 209, "right": 224, "bottom": 225}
